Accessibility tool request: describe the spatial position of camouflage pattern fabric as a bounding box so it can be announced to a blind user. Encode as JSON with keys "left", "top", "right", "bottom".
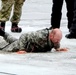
{"left": 1, "top": 28, "right": 60, "bottom": 52}
{"left": 0, "top": 0, "right": 25, "bottom": 23}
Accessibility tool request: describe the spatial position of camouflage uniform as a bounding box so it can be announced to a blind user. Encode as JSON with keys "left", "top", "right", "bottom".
{"left": 0, "top": 0, "right": 25, "bottom": 23}
{"left": 1, "top": 28, "right": 60, "bottom": 52}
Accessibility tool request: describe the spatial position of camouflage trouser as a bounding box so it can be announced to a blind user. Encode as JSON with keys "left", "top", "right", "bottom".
{"left": 0, "top": 0, "right": 25, "bottom": 23}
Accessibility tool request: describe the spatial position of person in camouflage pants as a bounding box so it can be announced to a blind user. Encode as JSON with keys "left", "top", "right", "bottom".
{"left": 0, "top": 0, "right": 25, "bottom": 32}
{"left": 0, "top": 28, "right": 67, "bottom": 52}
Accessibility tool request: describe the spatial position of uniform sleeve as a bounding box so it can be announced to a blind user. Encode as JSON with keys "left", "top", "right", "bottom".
{"left": 18, "top": 33, "right": 28, "bottom": 50}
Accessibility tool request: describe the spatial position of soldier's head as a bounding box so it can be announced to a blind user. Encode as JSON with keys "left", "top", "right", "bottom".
{"left": 49, "top": 28, "right": 62, "bottom": 43}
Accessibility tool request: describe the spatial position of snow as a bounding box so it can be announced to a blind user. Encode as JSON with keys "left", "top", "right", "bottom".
{"left": 0, "top": 0, "right": 76, "bottom": 75}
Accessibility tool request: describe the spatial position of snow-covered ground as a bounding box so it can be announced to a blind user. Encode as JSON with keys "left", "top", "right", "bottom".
{"left": 0, "top": 0, "right": 76, "bottom": 75}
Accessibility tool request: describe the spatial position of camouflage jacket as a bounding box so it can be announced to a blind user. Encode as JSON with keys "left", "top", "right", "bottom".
{"left": 18, "top": 28, "right": 60, "bottom": 52}
{"left": 1, "top": 28, "right": 60, "bottom": 52}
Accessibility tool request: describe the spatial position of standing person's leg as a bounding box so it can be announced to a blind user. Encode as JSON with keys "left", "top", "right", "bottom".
{"left": 70, "top": 0, "right": 76, "bottom": 32}
{"left": 65, "top": 0, "right": 74, "bottom": 29}
{"left": 51, "top": 0, "right": 63, "bottom": 29}
{"left": 11, "top": 0, "right": 25, "bottom": 33}
{"left": 65, "top": 0, "right": 76, "bottom": 38}
{"left": 0, "top": 0, "right": 14, "bottom": 31}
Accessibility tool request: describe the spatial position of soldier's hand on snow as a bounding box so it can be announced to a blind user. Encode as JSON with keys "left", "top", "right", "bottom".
{"left": 17, "top": 50, "right": 27, "bottom": 54}
{"left": 56, "top": 48, "right": 68, "bottom": 52}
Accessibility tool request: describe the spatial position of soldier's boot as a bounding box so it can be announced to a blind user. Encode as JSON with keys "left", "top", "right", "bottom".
{"left": 11, "top": 23, "right": 22, "bottom": 33}
{"left": 0, "top": 28, "right": 5, "bottom": 36}
{"left": 0, "top": 22, "right": 5, "bottom": 31}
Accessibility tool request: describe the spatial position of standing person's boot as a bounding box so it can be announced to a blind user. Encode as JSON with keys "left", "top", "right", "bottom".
{"left": 65, "top": 33, "right": 76, "bottom": 39}
{"left": 11, "top": 23, "right": 22, "bottom": 33}
{"left": 0, "top": 22, "right": 5, "bottom": 31}
{"left": 0, "top": 28, "right": 5, "bottom": 36}
{"left": 49, "top": 26, "right": 53, "bottom": 30}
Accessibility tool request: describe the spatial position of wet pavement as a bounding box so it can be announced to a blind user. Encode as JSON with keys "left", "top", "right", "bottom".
{"left": 0, "top": 0, "right": 76, "bottom": 75}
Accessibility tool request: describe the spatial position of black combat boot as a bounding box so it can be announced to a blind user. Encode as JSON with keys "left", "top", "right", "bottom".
{"left": 11, "top": 23, "right": 22, "bottom": 33}
{"left": 49, "top": 26, "right": 53, "bottom": 30}
{"left": 0, "top": 28, "right": 5, "bottom": 36}
{"left": 0, "top": 22, "right": 5, "bottom": 31}
{"left": 65, "top": 33, "right": 76, "bottom": 39}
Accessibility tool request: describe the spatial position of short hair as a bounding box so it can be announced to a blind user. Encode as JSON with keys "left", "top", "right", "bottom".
{"left": 52, "top": 28, "right": 62, "bottom": 40}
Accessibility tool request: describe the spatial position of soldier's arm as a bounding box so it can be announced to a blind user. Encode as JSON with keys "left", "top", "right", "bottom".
{"left": 18, "top": 33, "right": 28, "bottom": 51}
